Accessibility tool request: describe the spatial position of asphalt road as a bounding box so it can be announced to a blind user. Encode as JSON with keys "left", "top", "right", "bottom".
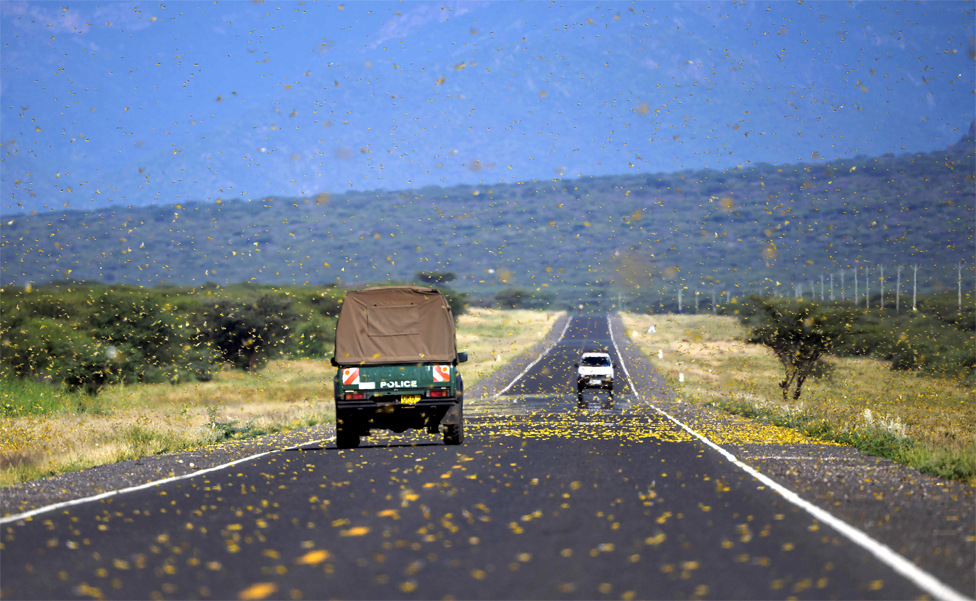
{"left": 0, "top": 317, "right": 956, "bottom": 600}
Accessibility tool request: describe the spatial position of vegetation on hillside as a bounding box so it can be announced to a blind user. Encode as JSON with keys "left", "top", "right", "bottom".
{"left": 3, "top": 141, "right": 972, "bottom": 310}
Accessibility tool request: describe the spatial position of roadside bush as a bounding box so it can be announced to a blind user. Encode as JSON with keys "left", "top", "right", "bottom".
{"left": 288, "top": 313, "right": 336, "bottom": 358}
{"left": 495, "top": 287, "right": 554, "bottom": 309}
{"left": 309, "top": 288, "right": 346, "bottom": 317}
{"left": 206, "top": 293, "right": 299, "bottom": 371}
{"left": 733, "top": 294, "right": 974, "bottom": 381}
{"left": 440, "top": 287, "right": 470, "bottom": 319}
{"left": 87, "top": 290, "right": 186, "bottom": 366}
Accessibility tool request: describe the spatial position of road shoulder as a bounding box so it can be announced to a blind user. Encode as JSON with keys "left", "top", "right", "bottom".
{"left": 0, "top": 426, "right": 334, "bottom": 518}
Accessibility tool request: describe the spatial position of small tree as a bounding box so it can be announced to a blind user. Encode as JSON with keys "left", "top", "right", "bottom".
{"left": 415, "top": 271, "right": 457, "bottom": 285}
{"left": 495, "top": 287, "right": 550, "bottom": 310}
{"left": 746, "top": 298, "right": 835, "bottom": 402}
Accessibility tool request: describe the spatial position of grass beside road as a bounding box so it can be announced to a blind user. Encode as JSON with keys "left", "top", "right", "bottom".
{"left": 620, "top": 313, "right": 976, "bottom": 485}
{"left": 0, "top": 308, "right": 564, "bottom": 486}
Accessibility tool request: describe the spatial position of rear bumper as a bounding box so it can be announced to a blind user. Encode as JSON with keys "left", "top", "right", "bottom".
{"left": 335, "top": 397, "right": 459, "bottom": 410}
{"left": 577, "top": 377, "right": 613, "bottom": 390}
{"left": 335, "top": 399, "right": 460, "bottom": 434}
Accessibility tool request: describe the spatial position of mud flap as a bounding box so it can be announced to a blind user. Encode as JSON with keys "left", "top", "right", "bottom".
{"left": 440, "top": 398, "right": 462, "bottom": 427}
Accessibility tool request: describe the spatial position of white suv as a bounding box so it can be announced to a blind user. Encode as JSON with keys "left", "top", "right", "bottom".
{"left": 575, "top": 352, "right": 615, "bottom": 399}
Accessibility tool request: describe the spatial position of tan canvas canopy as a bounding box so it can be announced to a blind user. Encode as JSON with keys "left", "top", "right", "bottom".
{"left": 333, "top": 286, "right": 457, "bottom": 366}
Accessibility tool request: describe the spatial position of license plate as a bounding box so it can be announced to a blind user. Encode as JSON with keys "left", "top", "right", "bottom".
{"left": 401, "top": 395, "right": 421, "bottom": 405}
{"left": 590, "top": 379, "right": 602, "bottom": 385}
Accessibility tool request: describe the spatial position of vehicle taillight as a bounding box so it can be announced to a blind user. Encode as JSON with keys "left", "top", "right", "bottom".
{"left": 428, "top": 389, "right": 450, "bottom": 398}
{"left": 344, "top": 391, "right": 365, "bottom": 400}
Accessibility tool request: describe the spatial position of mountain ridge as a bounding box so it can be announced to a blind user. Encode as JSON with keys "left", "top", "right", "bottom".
{"left": 3, "top": 132, "right": 972, "bottom": 308}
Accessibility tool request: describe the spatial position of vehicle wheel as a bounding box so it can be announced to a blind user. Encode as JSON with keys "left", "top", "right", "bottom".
{"left": 336, "top": 417, "right": 360, "bottom": 449}
{"left": 444, "top": 403, "right": 464, "bottom": 446}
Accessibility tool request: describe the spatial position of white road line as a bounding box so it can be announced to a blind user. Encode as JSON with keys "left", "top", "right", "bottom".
{"left": 4, "top": 316, "right": 574, "bottom": 524}
{"left": 492, "top": 315, "right": 572, "bottom": 399}
{"left": 606, "top": 315, "right": 971, "bottom": 601}
{"left": 0, "top": 436, "right": 334, "bottom": 525}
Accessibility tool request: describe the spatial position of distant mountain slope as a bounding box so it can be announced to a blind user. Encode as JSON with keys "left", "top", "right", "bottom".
{"left": 2, "top": 138, "right": 972, "bottom": 309}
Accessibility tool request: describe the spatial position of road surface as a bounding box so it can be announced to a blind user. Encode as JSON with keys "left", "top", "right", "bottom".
{"left": 0, "top": 316, "right": 961, "bottom": 600}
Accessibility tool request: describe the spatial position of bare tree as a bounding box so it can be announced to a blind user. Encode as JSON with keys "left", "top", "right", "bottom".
{"left": 912, "top": 264, "right": 919, "bottom": 312}
{"left": 711, "top": 289, "right": 717, "bottom": 314}
{"left": 853, "top": 268, "right": 859, "bottom": 306}
{"left": 678, "top": 288, "right": 683, "bottom": 313}
{"left": 878, "top": 264, "right": 886, "bottom": 311}
{"left": 794, "top": 283, "right": 802, "bottom": 299}
{"left": 820, "top": 274, "right": 825, "bottom": 301}
{"left": 726, "top": 290, "right": 731, "bottom": 305}
{"left": 694, "top": 290, "right": 700, "bottom": 313}
{"left": 896, "top": 265, "right": 904, "bottom": 313}
{"left": 830, "top": 273, "right": 835, "bottom": 302}
{"left": 840, "top": 269, "right": 845, "bottom": 301}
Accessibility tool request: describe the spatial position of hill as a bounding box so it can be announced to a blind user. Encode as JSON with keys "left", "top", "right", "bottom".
{"left": 2, "top": 139, "right": 973, "bottom": 310}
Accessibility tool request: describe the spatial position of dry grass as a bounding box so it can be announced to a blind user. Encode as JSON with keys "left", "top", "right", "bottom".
{"left": 621, "top": 313, "right": 976, "bottom": 483}
{"left": 0, "top": 309, "right": 563, "bottom": 485}
{"left": 457, "top": 308, "right": 566, "bottom": 387}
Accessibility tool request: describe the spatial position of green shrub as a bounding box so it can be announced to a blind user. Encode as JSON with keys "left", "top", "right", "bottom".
{"left": 288, "top": 314, "right": 336, "bottom": 358}
{"left": 205, "top": 293, "right": 299, "bottom": 371}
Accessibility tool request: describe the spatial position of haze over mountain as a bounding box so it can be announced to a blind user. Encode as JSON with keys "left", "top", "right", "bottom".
{"left": 2, "top": 1, "right": 973, "bottom": 214}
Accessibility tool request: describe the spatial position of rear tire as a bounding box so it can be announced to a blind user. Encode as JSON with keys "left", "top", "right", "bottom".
{"left": 336, "top": 415, "right": 360, "bottom": 449}
{"left": 444, "top": 402, "right": 464, "bottom": 445}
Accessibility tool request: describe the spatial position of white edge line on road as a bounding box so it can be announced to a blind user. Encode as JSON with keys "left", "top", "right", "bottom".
{"left": 0, "top": 436, "right": 335, "bottom": 526}
{"left": 492, "top": 314, "right": 572, "bottom": 399}
{"left": 606, "top": 315, "right": 972, "bottom": 601}
{"left": 4, "top": 315, "right": 575, "bottom": 524}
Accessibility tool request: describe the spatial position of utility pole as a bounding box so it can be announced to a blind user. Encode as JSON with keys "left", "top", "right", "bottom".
{"left": 830, "top": 273, "right": 834, "bottom": 302}
{"left": 820, "top": 274, "right": 825, "bottom": 301}
{"left": 695, "top": 290, "right": 700, "bottom": 313}
{"left": 896, "top": 265, "right": 903, "bottom": 313}
{"left": 879, "top": 264, "right": 886, "bottom": 311}
{"left": 957, "top": 262, "right": 964, "bottom": 314}
{"left": 711, "top": 289, "right": 717, "bottom": 314}
{"left": 912, "top": 264, "right": 919, "bottom": 312}
{"left": 865, "top": 265, "right": 871, "bottom": 309}
{"left": 678, "top": 288, "right": 683, "bottom": 313}
{"left": 853, "top": 268, "right": 859, "bottom": 306}
{"left": 840, "top": 269, "right": 845, "bottom": 301}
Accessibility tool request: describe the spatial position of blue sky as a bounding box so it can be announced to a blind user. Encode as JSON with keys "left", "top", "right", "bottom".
{"left": 2, "top": 1, "right": 973, "bottom": 213}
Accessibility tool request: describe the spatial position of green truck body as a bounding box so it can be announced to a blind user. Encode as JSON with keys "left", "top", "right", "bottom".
{"left": 331, "top": 286, "right": 466, "bottom": 447}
